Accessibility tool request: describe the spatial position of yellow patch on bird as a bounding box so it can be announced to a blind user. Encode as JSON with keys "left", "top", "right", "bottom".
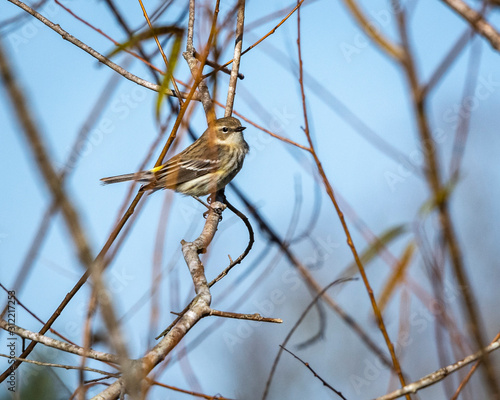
{"left": 151, "top": 165, "right": 163, "bottom": 173}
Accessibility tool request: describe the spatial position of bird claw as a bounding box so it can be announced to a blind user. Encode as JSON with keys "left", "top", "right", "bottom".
{"left": 203, "top": 209, "right": 223, "bottom": 221}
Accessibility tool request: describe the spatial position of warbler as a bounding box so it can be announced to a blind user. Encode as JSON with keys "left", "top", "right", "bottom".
{"left": 100, "top": 116, "right": 249, "bottom": 196}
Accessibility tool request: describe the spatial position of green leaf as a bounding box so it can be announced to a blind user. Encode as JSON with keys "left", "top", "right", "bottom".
{"left": 106, "top": 26, "right": 184, "bottom": 59}
{"left": 156, "top": 33, "right": 182, "bottom": 120}
{"left": 336, "top": 224, "right": 408, "bottom": 280}
{"left": 419, "top": 175, "right": 459, "bottom": 216}
{"left": 377, "top": 241, "right": 415, "bottom": 313}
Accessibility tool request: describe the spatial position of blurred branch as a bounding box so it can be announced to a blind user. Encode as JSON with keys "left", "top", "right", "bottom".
{"left": 145, "top": 377, "right": 234, "bottom": 400}
{"left": 449, "top": 37, "right": 483, "bottom": 178}
{"left": 263, "top": 279, "right": 354, "bottom": 400}
{"left": 231, "top": 184, "right": 394, "bottom": 371}
{"left": 374, "top": 335, "right": 500, "bottom": 400}
{"left": 392, "top": 2, "right": 499, "bottom": 395}
{"left": 0, "top": 320, "right": 118, "bottom": 364}
{"left": 440, "top": 0, "right": 500, "bottom": 51}
{"left": 296, "top": 4, "right": 408, "bottom": 394}
{"left": 194, "top": 50, "right": 244, "bottom": 78}
{"left": 0, "top": 65, "right": 125, "bottom": 322}
{"left": 225, "top": 0, "right": 245, "bottom": 116}
{"left": 0, "top": 354, "right": 118, "bottom": 377}
{"left": 0, "top": 34, "right": 135, "bottom": 393}
{"left": 137, "top": 0, "right": 184, "bottom": 104}
{"left": 421, "top": 28, "right": 472, "bottom": 97}
{"left": 451, "top": 332, "right": 500, "bottom": 400}
{"left": 340, "top": 0, "right": 403, "bottom": 60}
{"left": 7, "top": 0, "right": 198, "bottom": 100}
{"left": 92, "top": 202, "right": 233, "bottom": 400}
{"left": 203, "top": 0, "right": 305, "bottom": 79}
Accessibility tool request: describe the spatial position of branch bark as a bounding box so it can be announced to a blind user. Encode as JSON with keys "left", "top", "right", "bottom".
{"left": 7, "top": 0, "right": 199, "bottom": 100}
{"left": 440, "top": 0, "right": 500, "bottom": 51}
{"left": 374, "top": 336, "right": 500, "bottom": 400}
{"left": 91, "top": 202, "right": 225, "bottom": 400}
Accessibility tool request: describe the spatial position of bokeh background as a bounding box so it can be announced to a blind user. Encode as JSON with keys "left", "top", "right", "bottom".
{"left": 1, "top": 0, "right": 500, "bottom": 399}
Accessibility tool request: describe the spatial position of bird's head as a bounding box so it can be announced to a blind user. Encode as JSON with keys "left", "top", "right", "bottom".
{"left": 212, "top": 116, "right": 246, "bottom": 142}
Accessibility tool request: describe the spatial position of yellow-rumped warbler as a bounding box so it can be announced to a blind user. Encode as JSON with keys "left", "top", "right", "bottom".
{"left": 100, "top": 116, "right": 248, "bottom": 196}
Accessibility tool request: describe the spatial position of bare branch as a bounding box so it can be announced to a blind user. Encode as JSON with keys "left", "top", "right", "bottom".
{"left": 374, "top": 336, "right": 500, "bottom": 400}
{"left": 0, "top": 353, "right": 118, "bottom": 377}
{"left": 209, "top": 309, "right": 282, "bottom": 323}
{"left": 0, "top": 320, "right": 118, "bottom": 364}
{"left": 7, "top": 0, "right": 198, "bottom": 100}
{"left": 440, "top": 0, "right": 500, "bottom": 51}
{"left": 225, "top": 0, "right": 245, "bottom": 116}
{"left": 340, "top": 0, "right": 403, "bottom": 60}
{"left": 392, "top": 1, "right": 499, "bottom": 395}
{"left": 296, "top": 3, "right": 408, "bottom": 393}
{"left": 91, "top": 202, "right": 226, "bottom": 400}
{"left": 0, "top": 34, "right": 135, "bottom": 394}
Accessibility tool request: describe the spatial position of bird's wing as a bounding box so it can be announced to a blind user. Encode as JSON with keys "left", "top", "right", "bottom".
{"left": 156, "top": 153, "right": 221, "bottom": 187}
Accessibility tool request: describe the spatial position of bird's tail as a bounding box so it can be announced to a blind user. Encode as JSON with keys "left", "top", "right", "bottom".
{"left": 100, "top": 170, "right": 155, "bottom": 185}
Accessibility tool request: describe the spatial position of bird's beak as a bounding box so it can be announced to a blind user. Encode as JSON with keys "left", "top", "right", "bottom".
{"left": 236, "top": 126, "right": 246, "bottom": 132}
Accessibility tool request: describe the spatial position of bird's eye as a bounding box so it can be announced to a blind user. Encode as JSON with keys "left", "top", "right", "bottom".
{"left": 222, "top": 126, "right": 229, "bottom": 133}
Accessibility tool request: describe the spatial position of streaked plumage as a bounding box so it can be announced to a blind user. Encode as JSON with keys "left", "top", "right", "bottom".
{"left": 101, "top": 117, "right": 249, "bottom": 196}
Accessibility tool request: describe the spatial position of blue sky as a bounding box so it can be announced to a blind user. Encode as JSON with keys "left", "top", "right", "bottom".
{"left": 1, "top": 1, "right": 500, "bottom": 399}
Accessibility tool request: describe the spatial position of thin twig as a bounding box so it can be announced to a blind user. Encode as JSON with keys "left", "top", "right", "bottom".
{"left": 209, "top": 309, "right": 282, "bottom": 323}
{"left": 183, "top": 0, "right": 218, "bottom": 121}
{"left": 374, "top": 336, "right": 500, "bottom": 400}
{"left": 146, "top": 377, "right": 235, "bottom": 400}
{"left": 203, "top": 0, "right": 305, "bottom": 79}
{"left": 295, "top": 3, "right": 408, "bottom": 393}
{"left": 340, "top": 0, "right": 403, "bottom": 60}
{"left": 0, "top": 353, "right": 119, "bottom": 377}
{"left": 194, "top": 50, "right": 244, "bottom": 78}
{"left": 280, "top": 346, "right": 348, "bottom": 400}
{"left": 92, "top": 202, "right": 226, "bottom": 400}
{"left": 137, "top": 0, "right": 184, "bottom": 104}
{"left": 392, "top": 1, "right": 499, "bottom": 395}
{"left": 7, "top": 0, "right": 197, "bottom": 100}
{"left": 209, "top": 198, "right": 254, "bottom": 285}
{"left": 231, "top": 183, "right": 394, "bottom": 371}
{"left": 451, "top": 331, "right": 500, "bottom": 400}
{"left": 263, "top": 279, "right": 355, "bottom": 400}
{"left": 0, "top": 320, "right": 118, "bottom": 364}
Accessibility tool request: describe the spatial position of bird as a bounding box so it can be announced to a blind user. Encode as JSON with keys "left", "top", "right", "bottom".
{"left": 100, "top": 116, "right": 249, "bottom": 198}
